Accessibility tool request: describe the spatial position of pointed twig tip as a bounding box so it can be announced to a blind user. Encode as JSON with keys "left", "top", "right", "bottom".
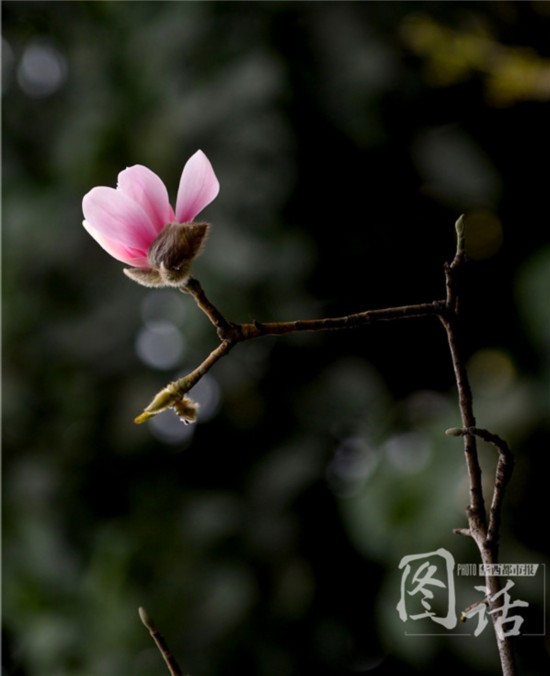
{"left": 454, "top": 214, "right": 466, "bottom": 257}
{"left": 134, "top": 411, "right": 154, "bottom": 425}
{"left": 445, "top": 427, "right": 466, "bottom": 437}
{"left": 138, "top": 606, "right": 154, "bottom": 629}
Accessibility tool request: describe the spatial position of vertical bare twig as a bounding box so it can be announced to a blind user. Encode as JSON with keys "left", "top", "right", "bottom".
{"left": 440, "top": 218, "right": 486, "bottom": 535}
{"left": 440, "top": 217, "right": 516, "bottom": 676}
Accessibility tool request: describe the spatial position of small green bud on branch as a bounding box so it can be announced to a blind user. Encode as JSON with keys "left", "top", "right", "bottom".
{"left": 445, "top": 427, "right": 466, "bottom": 437}
{"left": 135, "top": 339, "right": 234, "bottom": 423}
{"left": 134, "top": 380, "right": 192, "bottom": 424}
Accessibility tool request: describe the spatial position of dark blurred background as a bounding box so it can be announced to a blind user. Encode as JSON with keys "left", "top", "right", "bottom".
{"left": 3, "top": 2, "right": 550, "bottom": 675}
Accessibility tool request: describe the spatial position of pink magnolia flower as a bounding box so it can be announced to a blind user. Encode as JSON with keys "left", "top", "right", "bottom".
{"left": 82, "top": 150, "right": 219, "bottom": 287}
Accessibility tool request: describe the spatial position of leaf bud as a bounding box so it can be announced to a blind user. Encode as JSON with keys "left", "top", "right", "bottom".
{"left": 445, "top": 427, "right": 466, "bottom": 437}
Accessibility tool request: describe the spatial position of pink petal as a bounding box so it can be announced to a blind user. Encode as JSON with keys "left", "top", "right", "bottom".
{"left": 175, "top": 150, "right": 220, "bottom": 223}
{"left": 83, "top": 186, "right": 159, "bottom": 252}
{"left": 117, "top": 165, "right": 175, "bottom": 233}
{"left": 82, "top": 220, "right": 150, "bottom": 267}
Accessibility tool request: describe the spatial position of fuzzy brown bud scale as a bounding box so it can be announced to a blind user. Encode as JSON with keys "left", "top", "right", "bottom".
{"left": 172, "top": 396, "right": 199, "bottom": 425}
{"left": 124, "top": 222, "right": 210, "bottom": 288}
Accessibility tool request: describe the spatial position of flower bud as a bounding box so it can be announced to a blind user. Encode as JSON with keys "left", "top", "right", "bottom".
{"left": 124, "top": 222, "right": 210, "bottom": 288}
{"left": 82, "top": 151, "right": 219, "bottom": 288}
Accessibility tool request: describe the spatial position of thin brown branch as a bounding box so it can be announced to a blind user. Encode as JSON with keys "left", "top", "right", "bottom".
{"left": 134, "top": 215, "right": 517, "bottom": 675}
{"left": 441, "top": 217, "right": 516, "bottom": 676}
{"left": 182, "top": 277, "right": 237, "bottom": 339}
{"left": 460, "top": 427, "right": 515, "bottom": 554}
{"left": 440, "top": 219, "right": 486, "bottom": 535}
{"left": 441, "top": 316, "right": 517, "bottom": 676}
{"left": 183, "top": 276, "right": 444, "bottom": 342}
{"left": 439, "top": 312, "right": 487, "bottom": 535}
{"left": 135, "top": 339, "right": 234, "bottom": 423}
{"left": 135, "top": 291, "right": 444, "bottom": 421}
{"left": 237, "top": 301, "right": 444, "bottom": 340}
{"left": 139, "top": 607, "right": 183, "bottom": 676}
{"left": 445, "top": 214, "right": 466, "bottom": 313}
{"left": 447, "top": 425, "right": 515, "bottom": 552}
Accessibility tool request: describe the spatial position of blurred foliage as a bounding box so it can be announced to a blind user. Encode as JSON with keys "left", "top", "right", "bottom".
{"left": 3, "top": 2, "right": 550, "bottom": 676}
{"left": 401, "top": 12, "right": 550, "bottom": 106}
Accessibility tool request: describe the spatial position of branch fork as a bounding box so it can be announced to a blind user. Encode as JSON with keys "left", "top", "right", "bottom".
{"left": 134, "top": 215, "right": 515, "bottom": 675}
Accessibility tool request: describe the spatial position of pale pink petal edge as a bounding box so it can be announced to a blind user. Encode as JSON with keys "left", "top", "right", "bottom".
{"left": 83, "top": 186, "right": 158, "bottom": 252}
{"left": 83, "top": 220, "right": 150, "bottom": 267}
{"left": 175, "top": 150, "right": 220, "bottom": 223}
{"left": 117, "top": 165, "right": 175, "bottom": 233}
